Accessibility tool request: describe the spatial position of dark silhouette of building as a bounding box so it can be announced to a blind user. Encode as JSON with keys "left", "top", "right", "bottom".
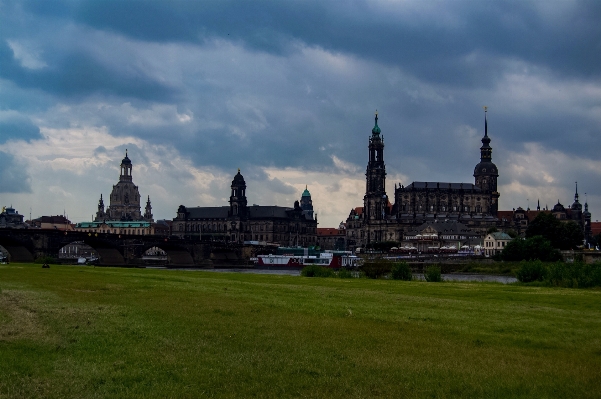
{"left": 173, "top": 169, "right": 317, "bottom": 246}
{"left": 346, "top": 110, "right": 498, "bottom": 249}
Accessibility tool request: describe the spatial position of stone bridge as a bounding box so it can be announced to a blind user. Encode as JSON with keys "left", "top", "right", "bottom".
{"left": 0, "top": 229, "right": 252, "bottom": 267}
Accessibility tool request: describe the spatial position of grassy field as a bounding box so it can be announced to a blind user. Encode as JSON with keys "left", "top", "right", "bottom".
{"left": 1, "top": 264, "right": 600, "bottom": 398}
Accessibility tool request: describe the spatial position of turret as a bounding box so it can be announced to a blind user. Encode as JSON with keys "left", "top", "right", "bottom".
{"left": 300, "top": 185, "right": 314, "bottom": 219}
{"left": 120, "top": 149, "right": 133, "bottom": 182}
{"left": 95, "top": 194, "right": 105, "bottom": 221}
{"left": 229, "top": 169, "right": 247, "bottom": 217}
{"left": 144, "top": 195, "right": 153, "bottom": 221}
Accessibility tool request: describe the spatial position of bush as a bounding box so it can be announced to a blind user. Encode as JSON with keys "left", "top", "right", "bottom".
{"left": 301, "top": 265, "right": 335, "bottom": 278}
{"left": 516, "top": 260, "right": 547, "bottom": 283}
{"left": 391, "top": 262, "right": 412, "bottom": 281}
{"left": 34, "top": 256, "right": 57, "bottom": 264}
{"left": 337, "top": 268, "right": 355, "bottom": 279}
{"left": 361, "top": 259, "right": 392, "bottom": 279}
{"left": 546, "top": 261, "right": 601, "bottom": 288}
{"left": 424, "top": 265, "right": 442, "bottom": 282}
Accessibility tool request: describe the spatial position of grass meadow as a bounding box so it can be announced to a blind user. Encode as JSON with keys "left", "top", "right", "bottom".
{"left": 1, "top": 264, "right": 600, "bottom": 398}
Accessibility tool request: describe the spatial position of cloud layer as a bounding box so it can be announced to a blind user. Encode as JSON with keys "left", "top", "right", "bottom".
{"left": 1, "top": 0, "right": 600, "bottom": 226}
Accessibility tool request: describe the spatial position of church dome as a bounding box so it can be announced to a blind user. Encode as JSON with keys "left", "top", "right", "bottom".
{"left": 474, "top": 161, "right": 498, "bottom": 176}
{"left": 121, "top": 150, "right": 132, "bottom": 165}
{"left": 302, "top": 186, "right": 311, "bottom": 197}
{"left": 553, "top": 201, "right": 565, "bottom": 213}
{"left": 232, "top": 169, "right": 245, "bottom": 185}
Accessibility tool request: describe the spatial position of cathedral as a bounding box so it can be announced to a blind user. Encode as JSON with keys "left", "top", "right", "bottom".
{"left": 172, "top": 170, "right": 317, "bottom": 246}
{"left": 346, "top": 110, "right": 500, "bottom": 249}
{"left": 75, "top": 151, "right": 155, "bottom": 236}
{"left": 94, "top": 151, "right": 153, "bottom": 222}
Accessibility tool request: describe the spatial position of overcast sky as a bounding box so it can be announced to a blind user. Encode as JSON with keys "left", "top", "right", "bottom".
{"left": 1, "top": 0, "right": 600, "bottom": 227}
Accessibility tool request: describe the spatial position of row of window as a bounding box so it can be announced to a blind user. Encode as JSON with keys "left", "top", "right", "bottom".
{"left": 79, "top": 228, "right": 149, "bottom": 235}
{"left": 485, "top": 241, "right": 507, "bottom": 248}
{"left": 401, "top": 205, "right": 484, "bottom": 212}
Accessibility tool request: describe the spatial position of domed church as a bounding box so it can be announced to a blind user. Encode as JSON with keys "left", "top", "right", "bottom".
{"left": 75, "top": 151, "right": 155, "bottom": 236}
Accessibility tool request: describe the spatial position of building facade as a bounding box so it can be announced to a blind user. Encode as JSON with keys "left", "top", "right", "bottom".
{"left": 0, "top": 206, "right": 26, "bottom": 229}
{"left": 173, "top": 170, "right": 318, "bottom": 246}
{"left": 402, "top": 221, "right": 481, "bottom": 253}
{"left": 317, "top": 222, "right": 347, "bottom": 250}
{"left": 94, "top": 150, "right": 153, "bottom": 223}
{"left": 75, "top": 151, "right": 156, "bottom": 235}
{"left": 483, "top": 232, "right": 512, "bottom": 257}
{"left": 346, "top": 111, "right": 499, "bottom": 250}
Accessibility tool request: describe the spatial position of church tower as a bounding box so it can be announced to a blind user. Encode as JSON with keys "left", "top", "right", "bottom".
{"left": 95, "top": 194, "right": 106, "bottom": 221}
{"left": 364, "top": 111, "right": 388, "bottom": 221}
{"left": 474, "top": 107, "right": 499, "bottom": 215}
{"left": 144, "top": 195, "right": 153, "bottom": 221}
{"left": 300, "top": 186, "right": 314, "bottom": 219}
{"left": 229, "top": 169, "right": 247, "bottom": 218}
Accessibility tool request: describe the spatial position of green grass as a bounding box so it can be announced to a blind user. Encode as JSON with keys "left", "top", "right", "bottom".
{"left": 1, "top": 264, "right": 600, "bottom": 398}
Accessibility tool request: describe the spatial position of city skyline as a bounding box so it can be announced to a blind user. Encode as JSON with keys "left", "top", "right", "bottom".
{"left": 1, "top": 1, "right": 600, "bottom": 227}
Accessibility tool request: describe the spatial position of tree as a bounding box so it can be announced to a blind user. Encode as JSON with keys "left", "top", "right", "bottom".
{"left": 487, "top": 226, "right": 498, "bottom": 234}
{"left": 500, "top": 236, "right": 561, "bottom": 262}
{"left": 526, "top": 213, "right": 584, "bottom": 250}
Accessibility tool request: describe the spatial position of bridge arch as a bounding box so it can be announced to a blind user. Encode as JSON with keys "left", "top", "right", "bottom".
{"left": 139, "top": 241, "right": 194, "bottom": 266}
{"left": 0, "top": 234, "right": 35, "bottom": 262}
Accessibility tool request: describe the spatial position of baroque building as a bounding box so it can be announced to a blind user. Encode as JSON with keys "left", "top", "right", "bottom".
{"left": 346, "top": 110, "right": 499, "bottom": 249}
{"left": 75, "top": 151, "right": 155, "bottom": 236}
{"left": 173, "top": 170, "right": 317, "bottom": 246}
{"left": 94, "top": 151, "right": 153, "bottom": 222}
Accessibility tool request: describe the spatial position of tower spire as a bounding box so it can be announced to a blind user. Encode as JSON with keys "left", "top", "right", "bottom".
{"left": 484, "top": 106, "right": 488, "bottom": 137}
{"left": 575, "top": 181, "right": 579, "bottom": 202}
{"left": 479, "top": 106, "right": 492, "bottom": 162}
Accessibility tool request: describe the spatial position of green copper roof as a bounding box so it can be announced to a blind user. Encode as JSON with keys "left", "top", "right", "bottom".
{"left": 372, "top": 112, "right": 381, "bottom": 134}
{"left": 302, "top": 186, "right": 311, "bottom": 197}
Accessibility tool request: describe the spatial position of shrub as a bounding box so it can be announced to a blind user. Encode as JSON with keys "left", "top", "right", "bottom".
{"left": 361, "top": 259, "right": 392, "bottom": 279}
{"left": 516, "top": 260, "right": 547, "bottom": 283}
{"left": 34, "top": 256, "right": 57, "bottom": 265}
{"left": 301, "top": 265, "right": 335, "bottom": 278}
{"left": 391, "top": 262, "right": 412, "bottom": 281}
{"left": 337, "top": 268, "right": 355, "bottom": 279}
{"left": 546, "top": 261, "right": 601, "bottom": 288}
{"left": 424, "top": 265, "right": 442, "bottom": 282}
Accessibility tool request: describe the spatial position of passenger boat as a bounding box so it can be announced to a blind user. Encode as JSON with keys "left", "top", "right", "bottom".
{"left": 255, "top": 248, "right": 361, "bottom": 269}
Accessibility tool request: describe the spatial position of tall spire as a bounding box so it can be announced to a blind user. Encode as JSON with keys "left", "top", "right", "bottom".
{"left": 484, "top": 106, "right": 488, "bottom": 137}
{"left": 480, "top": 106, "right": 492, "bottom": 161}
{"left": 575, "top": 181, "right": 579, "bottom": 202}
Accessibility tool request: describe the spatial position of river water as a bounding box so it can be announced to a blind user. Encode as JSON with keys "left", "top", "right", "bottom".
{"left": 160, "top": 267, "right": 517, "bottom": 283}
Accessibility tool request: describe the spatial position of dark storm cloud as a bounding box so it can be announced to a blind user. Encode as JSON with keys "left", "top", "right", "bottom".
{"left": 0, "top": 116, "right": 41, "bottom": 143}
{"left": 0, "top": 151, "right": 31, "bottom": 193}
{"left": 0, "top": 39, "right": 175, "bottom": 101}
{"left": 20, "top": 0, "right": 601, "bottom": 84}
{"left": 2, "top": 0, "right": 601, "bottom": 223}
